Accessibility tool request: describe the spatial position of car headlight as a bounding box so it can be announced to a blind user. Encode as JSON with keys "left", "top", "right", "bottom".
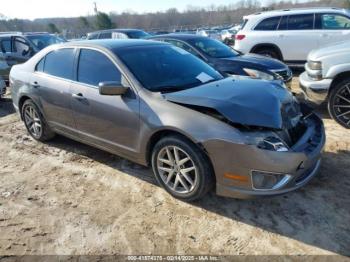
{"left": 257, "top": 137, "right": 289, "bottom": 152}
{"left": 308, "top": 61, "right": 322, "bottom": 70}
{"left": 243, "top": 68, "right": 275, "bottom": 81}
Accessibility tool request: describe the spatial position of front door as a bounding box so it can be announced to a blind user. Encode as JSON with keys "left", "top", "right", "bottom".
{"left": 70, "top": 48, "right": 140, "bottom": 155}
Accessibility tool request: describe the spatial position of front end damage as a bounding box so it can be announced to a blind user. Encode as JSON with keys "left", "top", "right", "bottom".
{"left": 165, "top": 78, "right": 325, "bottom": 198}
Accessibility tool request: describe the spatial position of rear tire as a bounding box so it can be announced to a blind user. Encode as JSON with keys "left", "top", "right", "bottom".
{"left": 21, "top": 99, "right": 55, "bottom": 141}
{"left": 151, "top": 135, "right": 214, "bottom": 202}
{"left": 328, "top": 79, "right": 350, "bottom": 129}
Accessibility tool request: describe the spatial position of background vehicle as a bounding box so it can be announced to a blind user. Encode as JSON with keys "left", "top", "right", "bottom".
{"left": 11, "top": 40, "right": 324, "bottom": 201}
{"left": 87, "top": 29, "right": 150, "bottom": 40}
{"left": 0, "top": 76, "right": 5, "bottom": 98}
{"left": 300, "top": 41, "right": 350, "bottom": 129}
{"left": 234, "top": 8, "right": 350, "bottom": 66}
{"left": 0, "top": 32, "right": 65, "bottom": 82}
{"left": 196, "top": 29, "right": 221, "bottom": 41}
{"left": 219, "top": 29, "right": 237, "bottom": 45}
{"left": 149, "top": 34, "right": 293, "bottom": 87}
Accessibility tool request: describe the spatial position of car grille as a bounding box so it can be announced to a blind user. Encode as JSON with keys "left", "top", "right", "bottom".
{"left": 274, "top": 69, "right": 292, "bottom": 81}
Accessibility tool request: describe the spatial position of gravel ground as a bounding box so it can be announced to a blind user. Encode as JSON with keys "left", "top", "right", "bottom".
{"left": 0, "top": 77, "right": 349, "bottom": 257}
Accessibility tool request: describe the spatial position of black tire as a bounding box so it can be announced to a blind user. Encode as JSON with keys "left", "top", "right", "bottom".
{"left": 254, "top": 48, "right": 280, "bottom": 60}
{"left": 328, "top": 79, "right": 350, "bottom": 129}
{"left": 21, "top": 99, "right": 55, "bottom": 141}
{"left": 151, "top": 135, "right": 214, "bottom": 202}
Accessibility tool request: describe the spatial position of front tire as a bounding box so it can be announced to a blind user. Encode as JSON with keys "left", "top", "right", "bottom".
{"left": 328, "top": 79, "right": 350, "bottom": 129}
{"left": 21, "top": 99, "right": 55, "bottom": 141}
{"left": 151, "top": 136, "right": 214, "bottom": 202}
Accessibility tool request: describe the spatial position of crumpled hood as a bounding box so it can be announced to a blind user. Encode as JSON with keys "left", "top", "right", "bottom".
{"left": 164, "top": 77, "right": 300, "bottom": 129}
{"left": 222, "top": 53, "right": 286, "bottom": 70}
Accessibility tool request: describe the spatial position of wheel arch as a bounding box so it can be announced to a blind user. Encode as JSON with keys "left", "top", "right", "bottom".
{"left": 145, "top": 128, "right": 208, "bottom": 167}
{"left": 250, "top": 43, "right": 283, "bottom": 60}
{"left": 329, "top": 71, "right": 350, "bottom": 94}
{"left": 18, "top": 95, "right": 33, "bottom": 120}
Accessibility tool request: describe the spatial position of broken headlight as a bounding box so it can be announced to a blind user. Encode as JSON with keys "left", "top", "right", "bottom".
{"left": 258, "top": 137, "right": 289, "bottom": 152}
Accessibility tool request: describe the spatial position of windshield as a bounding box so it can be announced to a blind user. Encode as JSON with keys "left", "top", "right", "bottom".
{"left": 126, "top": 31, "right": 150, "bottom": 39}
{"left": 188, "top": 38, "right": 239, "bottom": 58}
{"left": 26, "top": 34, "right": 66, "bottom": 50}
{"left": 115, "top": 45, "right": 223, "bottom": 92}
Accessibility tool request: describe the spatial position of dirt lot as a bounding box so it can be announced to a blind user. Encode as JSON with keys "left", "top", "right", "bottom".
{"left": 0, "top": 77, "right": 349, "bottom": 257}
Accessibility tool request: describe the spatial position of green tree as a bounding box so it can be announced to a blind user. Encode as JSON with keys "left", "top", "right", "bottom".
{"left": 47, "top": 23, "right": 60, "bottom": 33}
{"left": 95, "top": 12, "right": 114, "bottom": 30}
{"left": 79, "top": 16, "right": 90, "bottom": 28}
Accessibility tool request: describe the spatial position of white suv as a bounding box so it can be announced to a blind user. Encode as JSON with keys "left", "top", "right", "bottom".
{"left": 234, "top": 8, "right": 350, "bottom": 64}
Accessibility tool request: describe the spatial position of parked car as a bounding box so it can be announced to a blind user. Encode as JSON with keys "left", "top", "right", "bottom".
{"left": 0, "top": 32, "right": 65, "bottom": 83}
{"left": 196, "top": 29, "right": 222, "bottom": 41}
{"left": 10, "top": 40, "right": 325, "bottom": 201}
{"left": 234, "top": 7, "right": 350, "bottom": 65}
{"left": 149, "top": 34, "right": 293, "bottom": 87}
{"left": 300, "top": 41, "right": 350, "bottom": 129}
{"left": 87, "top": 29, "right": 150, "bottom": 40}
{"left": 219, "top": 29, "right": 237, "bottom": 45}
{"left": 0, "top": 76, "right": 5, "bottom": 98}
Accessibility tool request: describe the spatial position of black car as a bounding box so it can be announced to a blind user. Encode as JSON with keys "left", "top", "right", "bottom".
{"left": 149, "top": 34, "right": 293, "bottom": 88}
{"left": 87, "top": 29, "right": 150, "bottom": 40}
{"left": 0, "top": 32, "right": 65, "bottom": 82}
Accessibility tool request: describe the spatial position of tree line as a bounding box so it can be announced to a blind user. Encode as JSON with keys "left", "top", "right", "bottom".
{"left": 0, "top": 0, "right": 349, "bottom": 38}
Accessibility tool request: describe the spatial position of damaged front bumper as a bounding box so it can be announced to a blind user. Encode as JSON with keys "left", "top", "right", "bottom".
{"left": 203, "top": 113, "right": 325, "bottom": 199}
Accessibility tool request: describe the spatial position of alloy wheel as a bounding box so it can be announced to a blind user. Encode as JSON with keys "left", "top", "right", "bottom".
{"left": 333, "top": 84, "right": 350, "bottom": 128}
{"left": 157, "top": 146, "right": 198, "bottom": 194}
{"left": 23, "top": 105, "right": 42, "bottom": 138}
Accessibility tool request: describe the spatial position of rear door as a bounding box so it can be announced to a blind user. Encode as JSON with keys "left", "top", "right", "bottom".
{"left": 31, "top": 48, "right": 77, "bottom": 133}
{"left": 315, "top": 13, "right": 350, "bottom": 48}
{"left": 276, "top": 14, "right": 319, "bottom": 61}
{"left": 70, "top": 48, "right": 140, "bottom": 154}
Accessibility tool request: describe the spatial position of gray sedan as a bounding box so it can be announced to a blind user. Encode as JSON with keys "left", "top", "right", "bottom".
{"left": 10, "top": 40, "right": 325, "bottom": 201}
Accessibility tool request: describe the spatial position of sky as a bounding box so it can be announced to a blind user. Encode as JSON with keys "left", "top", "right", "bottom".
{"left": 0, "top": 0, "right": 275, "bottom": 20}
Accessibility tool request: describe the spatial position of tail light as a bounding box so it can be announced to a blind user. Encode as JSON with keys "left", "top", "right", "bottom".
{"left": 235, "top": 34, "right": 246, "bottom": 40}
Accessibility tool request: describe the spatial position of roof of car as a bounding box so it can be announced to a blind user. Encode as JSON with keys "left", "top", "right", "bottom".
{"left": 149, "top": 34, "right": 207, "bottom": 41}
{"left": 60, "top": 39, "right": 166, "bottom": 50}
{"left": 245, "top": 7, "right": 348, "bottom": 19}
{"left": 88, "top": 29, "right": 146, "bottom": 35}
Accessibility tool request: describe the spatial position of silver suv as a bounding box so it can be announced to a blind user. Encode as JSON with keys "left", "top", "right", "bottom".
{"left": 300, "top": 41, "right": 350, "bottom": 128}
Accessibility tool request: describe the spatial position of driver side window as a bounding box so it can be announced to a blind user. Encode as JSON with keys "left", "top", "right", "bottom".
{"left": 13, "top": 37, "right": 31, "bottom": 57}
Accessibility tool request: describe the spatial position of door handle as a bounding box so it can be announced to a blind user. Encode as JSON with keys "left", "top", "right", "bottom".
{"left": 72, "top": 93, "right": 86, "bottom": 100}
{"left": 31, "top": 81, "right": 40, "bottom": 88}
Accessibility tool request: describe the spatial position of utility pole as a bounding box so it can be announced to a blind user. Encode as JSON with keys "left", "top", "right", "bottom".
{"left": 93, "top": 2, "right": 98, "bottom": 14}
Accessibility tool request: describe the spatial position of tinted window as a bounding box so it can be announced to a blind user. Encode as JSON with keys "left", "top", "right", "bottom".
{"left": 88, "top": 33, "right": 99, "bottom": 40}
{"left": 44, "top": 48, "right": 75, "bottom": 79}
{"left": 78, "top": 49, "right": 121, "bottom": 86}
{"left": 115, "top": 45, "right": 223, "bottom": 92}
{"left": 278, "top": 16, "right": 288, "bottom": 30}
{"left": 126, "top": 31, "right": 150, "bottom": 39}
{"left": 14, "top": 38, "right": 30, "bottom": 56}
{"left": 26, "top": 34, "right": 65, "bottom": 50}
{"left": 255, "top": 16, "right": 281, "bottom": 31}
{"left": 316, "top": 14, "right": 350, "bottom": 30}
{"left": 288, "top": 14, "right": 314, "bottom": 30}
{"left": 188, "top": 38, "right": 239, "bottom": 58}
{"left": 1, "top": 39, "right": 11, "bottom": 52}
{"left": 99, "top": 32, "right": 112, "bottom": 39}
{"left": 164, "top": 40, "right": 200, "bottom": 57}
{"left": 35, "top": 58, "right": 45, "bottom": 72}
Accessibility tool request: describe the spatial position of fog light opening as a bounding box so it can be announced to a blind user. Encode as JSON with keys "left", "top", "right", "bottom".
{"left": 251, "top": 171, "right": 292, "bottom": 191}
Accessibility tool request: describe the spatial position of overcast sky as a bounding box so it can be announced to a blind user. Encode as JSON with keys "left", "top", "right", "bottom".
{"left": 0, "top": 0, "right": 278, "bottom": 20}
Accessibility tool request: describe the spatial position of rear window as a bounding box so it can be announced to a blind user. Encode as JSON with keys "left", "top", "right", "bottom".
{"left": 43, "top": 48, "right": 75, "bottom": 80}
{"left": 288, "top": 14, "right": 314, "bottom": 30}
{"left": 255, "top": 16, "right": 281, "bottom": 31}
{"left": 241, "top": 19, "right": 248, "bottom": 30}
{"left": 99, "top": 32, "right": 112, "bottom": 39}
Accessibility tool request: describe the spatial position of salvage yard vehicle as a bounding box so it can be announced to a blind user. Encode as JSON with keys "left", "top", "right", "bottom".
{"left": 0, "top": 77, "right": 5, "bottom": 98}
{"left": 149, "top": 34, "right": 293, "bottom": 88}
{"left": 87, "top": 29, "right": 150, "bottom": 40}
{"left": 234, "top": 7, "right": 350, "bottom": 66}
{"left": 10, "top": 40, "right": 325, "bottom": 201}
{"left": 0, "top": 32, "right": 66, "bottom": 83}
{"left": 300, "top": 41, "right": 350, "bottom": 129}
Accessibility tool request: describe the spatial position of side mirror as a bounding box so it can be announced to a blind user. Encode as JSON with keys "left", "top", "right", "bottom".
{"left": 98, "top": 81, "right": 128, "bottom": 96}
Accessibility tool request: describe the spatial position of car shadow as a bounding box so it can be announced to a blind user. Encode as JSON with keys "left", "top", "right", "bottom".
{"left": 47, "top": 135, "right": 350, "bottom": 256}
{"left": 0, "top": 97, "right": 16, "bottom": 117}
